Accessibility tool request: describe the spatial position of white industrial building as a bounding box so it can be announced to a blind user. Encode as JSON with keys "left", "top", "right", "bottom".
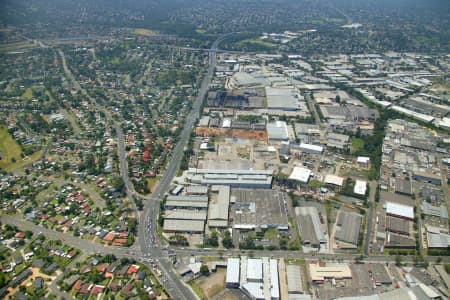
{"left": 354, "top": 180, "right": 367, "bottom": 195}
{"left": 299, "top": 143, "right": 323, "bottom": 155}
{"left": 226, "top": 256, "right": 279, "bottom": 300}
{"left": 226, "top": 258, "right": 240, "bottom": 288}
{"left": 385, "top": 202, "right": 414, "bottom": 220}
{"left": 187, "top": 168, "right": 273, "bottom": 189}
{"left": 289, "top": 167, "right": 312, "bottom": 183}
{"left": 265, "top": 87, "right": 300, "bottom": 111}
{"left": 267, "top": 121, "right": 290, "bottom": 141}
{"left": 247, "top": 258, "right": 263, "bottom": 282}
{"left": 324, "top": 174, "right": 344, "bottom": 187}
{"left": 208, "top": 185, "right": 231, "bottom": 228}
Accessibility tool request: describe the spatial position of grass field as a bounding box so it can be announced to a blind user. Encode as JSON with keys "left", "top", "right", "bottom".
{"left": 132, "top": 28, "right": 159, "bottom": 36}
{"left": 239, "top": 38, "right": 276, "bottom": 48}
{"left": 23, "top": 88, "right": 33, "bottom": 99}
{"left": 351, "top": 137, "right": 365, "bottom": 154}
{"left": 0, "top": 41, "right": 37, "bottom": 52}
{"left": 196, "top": 29, "right": 207, "bottom": 34}
{"left": 0, "top": 125, "right": 23, "bottom": 170}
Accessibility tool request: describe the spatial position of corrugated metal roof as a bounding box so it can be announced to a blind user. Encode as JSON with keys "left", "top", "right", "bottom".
{"left": 226, "top": 258, "right": 240, "bottom": 284}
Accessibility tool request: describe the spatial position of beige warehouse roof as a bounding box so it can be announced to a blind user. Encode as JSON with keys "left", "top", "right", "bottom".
{"left": 309, "top": 263, "right": 352, "bottom": 281}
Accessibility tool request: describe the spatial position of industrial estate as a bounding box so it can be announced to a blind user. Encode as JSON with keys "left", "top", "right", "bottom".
{"left": 1, "top": 0, "right": 450, "bottom": 299}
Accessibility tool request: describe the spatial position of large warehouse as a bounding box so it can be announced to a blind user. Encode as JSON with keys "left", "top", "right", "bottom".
{"left": 295, "top": 207, "right": 327, "bottom": 249}
{"left": 226, "top": 256, "right": 280, "bottom": 300}
{"left": 226, "top": 258, "right": 240, "bottom": 288}
{"left": 208, "top": 185, "right": 231, "bottom": 228}
{"left": 385, "top": 202, "right": 414, "bottom": 220}
{"left": 289, "top": 167, "right": 312, "bottom": 183}
{"left": 335, "top": 212, "right": 363, "bottom": 248}
{"left": 265, "top": 87, "right": 300, "bottom": 111}
{"left": 309, "top": 262, "right": 352, "bottom": 283}
{"left": 231, "top": 189, "right": 289, "bottom": 230}
{"left": 187, "top": 168, "right": 273, "bottom": 189}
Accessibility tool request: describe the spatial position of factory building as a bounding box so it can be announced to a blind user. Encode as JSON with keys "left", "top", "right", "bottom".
{"left": 295, "top": 207, "right": 327, "bottom": 249}
{"left": 299, "top": 143, "right": 324, "bottom": 155}
{"left": 335, "top": 212, "right": 363, "bottom": 248}
{"left": 208, "top": 185, "right": 231, "bottom": 228}
{"left": 385, "top": 202, "right": 414, "bottom": 220}
{"left": 289, "top": 167, "right": 312, "bottom": 184}
{"left": 226, "top": 256, "right": 279, "bottom": 300}
{"left": 309, "top": 262, "right": 352, "bottom": 284}
{"left": 187, "top": 168, "right": 273, "bottom": 189}
{"left": 267, "top": 121, "right": 290, "bottom": 141}
{"left": 226, "top": 258, "right": 240, "bottom": 288}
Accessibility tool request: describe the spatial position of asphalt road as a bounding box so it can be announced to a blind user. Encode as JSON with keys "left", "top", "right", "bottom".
{"left": 364, "top": 181, "right": 378, "bottom": 256}
{"left": 137, "top": 35, "right": 228, "bottom": 300}
{"left": 58, "top": 49, "right": 138, "bottom": 216}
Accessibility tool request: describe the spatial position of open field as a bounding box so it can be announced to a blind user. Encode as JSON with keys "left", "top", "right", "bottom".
{"left": 0, "top": 41, "right": 38, "bottom": 52}
{"left": 239, "top": 38, "right": 276, "bottom": 48}
{"left": 195, "top": 127, "right": 268, "bottom": 141}
{"left": 351, "top": 137, "right": 365, "bottom": 154}
{"left": 196, "top": 268, "right": 227, "bottom": 300}
{"left": 0, "top": 125, "right": 23, "bottom": 169}
{"left": 23, "top": 88, "right": 34, "bottom": 99}
{"left": 132, "top": 28, "right": 159, "bottom": 36}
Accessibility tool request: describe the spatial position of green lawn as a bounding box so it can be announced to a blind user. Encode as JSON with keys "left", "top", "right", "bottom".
{"left": 351, "top": 137, "right": 365, "bottom": 155}
{"left": 23, "top": 87, "right": 33, "bottom": 99}
{"left": 0, "top": 125, "right": 22, "bottom": 169}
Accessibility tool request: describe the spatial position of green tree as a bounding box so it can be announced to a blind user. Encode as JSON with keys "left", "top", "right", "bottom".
{"left": 222, "top": 231, "right": 234, "bottom": 249}
{"left": 200, "top": 264, "right": 209, "bottom": 276}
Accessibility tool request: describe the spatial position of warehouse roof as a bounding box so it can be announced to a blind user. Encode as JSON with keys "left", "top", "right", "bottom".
{"left": 286, "top": 264, "right": 304, "bottom": 293}
{"left": 324, "top": 174, "right": 344, "bottom": 187}
{"left": 289, "top": 167, "right": 312, "bottom": 183}
{"left": 354, "top": 180, "right": 367, "bottom": 195}
{"left": 185, "top": 185, "right": 208, "bottom": 195}
{"left": 295, "top": 207, "right": 326, "bottom": 244}
{"left": 422, "top": 202, "right": 448, "bottom": 219}
{"left": 395, "top": 179, "right": 412, "bottom": 195}
{"left": 247, "top": 258, "right": 263, "bottom": 282}
{"left": 265, "top": 87, "right": 300, "bottom": 110}
{"left": 357, "top": 156, "right": 370, "bottom": 164}
{"left": 208, "top": 185, "right": 230, "bottom": 226}
{"left": 166, "top": 195, "right": 209, "bottom": 203}
{"left": 299, "top": 143, "right": 324, "bottom": 153}
{"left": 267, "top": 121, "right": 289, "bottom": 140}
{"left": 336, "top": 212, "right": 362, "bottom": 245}
{"left": 369, "top": 264, "right": 392, "bottom": 285}
{"left": 426, "top": 230, "right": 450, "bottom": 248}
{"left": 385, "top": 216, "right": 410, "bottom": 235}
{"left": 309, "top": 263, "right": 352, "bottom": 281}
{"left": 385, "top": 202, "right": 414, "bottom": 220}
{"left": 165, "top": 200, "right": 208, "bottom": 209}
{"left": 163, "top": 219, "right": 205, "bottom": 232}
{"left": 165, "top": 210, "right": 207, "bottom": 221}
{"left": 226, "top": 258, "right": 240, "bottom": 285}
{"left": 189, "top": 168, "right": 273, "bottom": 175}
{"left": 242, "top": 282, "right": 264, "bottom": 299}
{"left": 270, "top": 259, "right": 279, "bottom": 299}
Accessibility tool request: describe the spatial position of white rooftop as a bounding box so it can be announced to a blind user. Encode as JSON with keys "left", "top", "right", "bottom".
{"left": 386, "top": 202, "right": 414, "bottom": 220}
{"left": 324, "top": 174, "right": 344, "bottom": 187}
{"left": 354, "top": 180, "right": 367, "bottom": 195}
{"left": 226, "top": 258, "right": 240, "bottom": 284}
{"left": 357, "top": 156, "right": 370, "bottom": 164}
{"left": 289, "top": 167, "right": 312, "bottom": 183}
{"left": 247, "top": 258, "right": 263, "bottom": 282}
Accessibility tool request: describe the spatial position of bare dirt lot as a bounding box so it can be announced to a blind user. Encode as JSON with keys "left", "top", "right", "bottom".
{"left": 197, "top": 268, "right": 226, "bottom": 299}
{"left": 195, "top": 127, "right": 268, "bottom": 141}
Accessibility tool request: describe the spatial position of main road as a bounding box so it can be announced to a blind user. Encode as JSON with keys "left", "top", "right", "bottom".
{"left": 137, "top": 35, "right": 228, "bottom": 300}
